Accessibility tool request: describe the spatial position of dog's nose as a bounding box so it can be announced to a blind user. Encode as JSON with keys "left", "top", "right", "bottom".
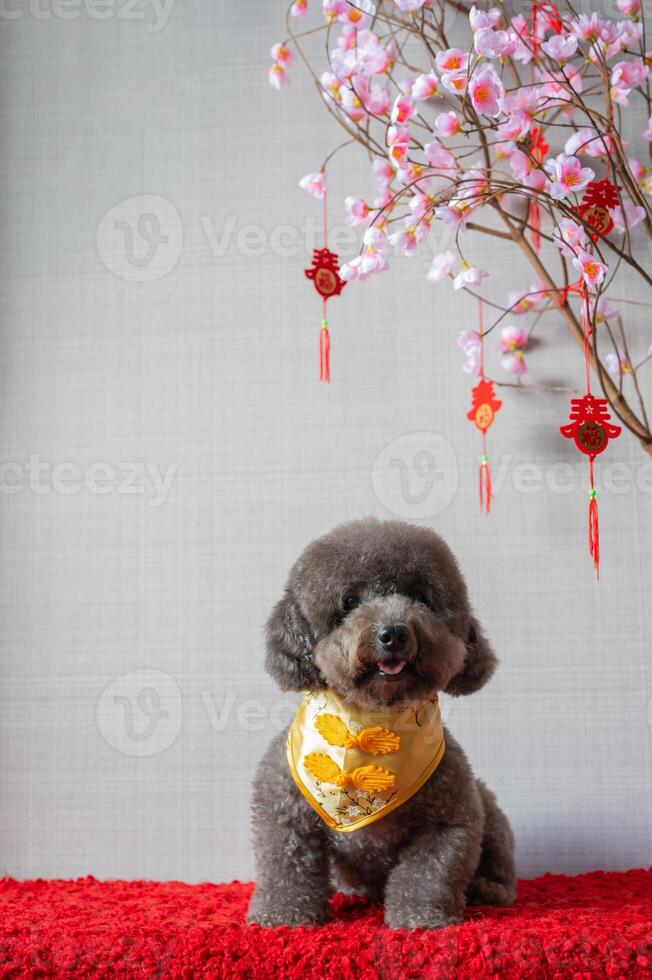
{"left": 377, "top": 624, "right": 409, "bottom": 652}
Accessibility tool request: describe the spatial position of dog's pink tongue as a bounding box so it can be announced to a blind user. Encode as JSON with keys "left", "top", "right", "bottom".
{"left": 379, "top": 659, "right": 405, "bottom": 675}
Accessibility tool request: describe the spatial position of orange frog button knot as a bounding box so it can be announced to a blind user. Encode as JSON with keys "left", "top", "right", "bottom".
{"left": 314, "top": 713, "right": 400, "bottom": 755}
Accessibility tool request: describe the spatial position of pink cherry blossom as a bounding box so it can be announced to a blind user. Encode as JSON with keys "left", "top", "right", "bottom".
{"left": 610, "top": 58, "right": 649, "bottom": 104}
{"left": 462, "top": 356, "right": 481, "bottom": 376}
{"left": 344, "top": 196, "right": 371, "bottom": 226}
{"left": 271, "top": 43, "right": 292, "bottom": 65}
{"left": 427, "top": 250, "right": 456, "bottom": 282}
{"left": 610, "top": 202, "right": 646, "bottom": 233}
{"left": 356, "top": 30, "right": 393, "bottom": 75}
{"left": 388, "top": 225, "right": 421, "bottom": 256}
{"left": 509, "top": 148, "right": 533, "bottom": 181}
{"left": 524, "top": 169, "right": 549, "bottom": 192}
{"left": 611, "top": 59, "right": 648, "bottom": 88}
{"left": 290, "top": 0, "right": 308, "bottom": 16}
{"left": 458, "top": 330, "right": 481, "bottom": 356}
{"left": 468, "top": 65, "right": 504, "bottom": 117}
{"left": 495, "top": 141, "right": 515, "bottom": 161}
{"left": 541, "top": 34, "right": 578, "bottom": 61}
{"left": 570, "top": 13, "right": 606, "bottom": 42}
{"left": 605, "top": 349, "right": 631, "bottom": 378}
{"left": 320, "top": 72, "right": 341, "bottom": 102}
{"left": 553, "top": 217, "right": 587, "bottom": 257}
{"left": 497, "top": 110, "right": 531, "bottom": 142}
{"left": 340, "top": 250, "right": 389, "bottom": 281}
{"left": 545, "top": 154, "right": 595, "bottom": 200}
{"left": 323, "top": 0, "right": 346, "bottom": 17}
{"left": 299, "top": 171, "right": 326, "bottom": 199}
{"left": 453, "top": 264, "right": 489, "bottom": 290}
{"left": 469, "top": 5, "right": 502, "bottom": 31}
{"left": 508, "top": 284, "right": 547, "bottom": 314}
{"left": 424, "top": 140, "right": 457, "bottom": 171}
{"left": 269, "top": 63, "right": 289, "bottom": 90}
{"left": 435, "top": 203, "right": 471, "bottom": 231}
{"left": 340, "top": 86, "right": 367, "bottom": 122}
{"left": 435, "top": 111, "right": 461, "bottom": 137}
{"left": 373, "top": 188, "right": 393, "bottom": 209}
{"left": 564, "top": 128, "right": 611, "bottom": 158}
{"left": 440, "top": 72, "right": 468, "bottom": 95}
{"left": 373, "top": 158, "right": 394, "bottom": 187}
{"left": 617, "top": 0, "right": 640, "bottom": 14}
{"left": 341, "top": 226, "right": 389, "bottom": 282}
{"left": 364, "top": 226, "right": 388, "bottom": 251}
{"left": 474, "top": 28, "right": 516, "bottom": 59}
{"left": 391, "top": 93, "right": 416, "bottom": 124}
{"left": 339, "top": 0, "right": 375, "bottom": 25}
{"left": 538, "top": 65, "right": 583, "bottom": 99}
{"left": 509, "top": 15, "right": 535, "bottom": 65}
{"left": 458, "top": 330, "right": 482, "bottom": 375}
{"left": 396, "top": 162, "right": 429, "bottom": 187}
{"left": 456, "top": 169, "right": 488, "bottom": 208}
{"left": 409, "top": 192, "right": 434, "bottom": 220}
{"left": 412, "top": 72, "right": 439, "bottom": 100}
{"left": 500, "top": 326, "right": 527, "bottom": 375}
{"left": 331, "top": 46, "right": 357, "bottom": 79}
{"left": 365, "top": 85, "right": 391, "bottom": 115}
{"left": 435, "top": 49, "right": 469, "bottom": 73}
{"left": 387, "top": 125, "right": 411, "bottom": 169}
{"left": 572, "top": 250, "right": 609, "bottom": 287}
{"left": 594, "top": 297, "right": 619, "bottom": 324}
{"left": 628, "top": 157, "right": 645, "bottom": 181}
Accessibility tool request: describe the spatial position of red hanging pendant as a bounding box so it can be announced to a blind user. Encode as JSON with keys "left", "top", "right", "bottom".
{"left": 577, "top": 179, "right": 620, "bottom": 238}
{"left": 303, "top": 177, "right": 346, "bottom": 383}
{"left": 467, "top": 301, "right": 502, "bottom": 513}
{"left": 467, "top": 379, "right": 502, "bottom": 513}
{"left": 304, "top": 247, "right": 346, "bottom": 301}
{"left": 560, "top": 393, "right": 621, "bottom": 459}
{"left": 559, "top": 282, "right": 621, "bottom": 576}
{"left": 304, "top": 248, "right": 346, "bottom": 383}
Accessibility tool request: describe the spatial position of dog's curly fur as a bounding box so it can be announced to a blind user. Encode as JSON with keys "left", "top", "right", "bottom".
{"left": 248, "top": 518, "right": 516, "bottom": 930}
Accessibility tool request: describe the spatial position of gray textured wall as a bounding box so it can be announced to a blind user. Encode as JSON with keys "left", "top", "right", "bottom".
{"left": 0, "top": 1, "right": 651, "bottom": 884}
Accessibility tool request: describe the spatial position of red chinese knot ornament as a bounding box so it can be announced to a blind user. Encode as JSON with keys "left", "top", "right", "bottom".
{"left": 560, "top": 311, "right": 621, "bottom": 576}
{"left": 304, "top": 248, "right": 346, "bottom": 300}
{"left": 467, "top": 302, "right": 502, "bottom": 513}
{"left": 577, "top": 179, "right": 620, "bottom": 238}
{"left": 302, "top": 175, "right": 346, "bottom": 383}
{"left": 467, "top": 379, "right": 502, "bottom": 434}
{"left": 560, "top": 394, "right": 621, "bottom": 458}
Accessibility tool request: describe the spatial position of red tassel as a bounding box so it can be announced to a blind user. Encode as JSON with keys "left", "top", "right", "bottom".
{"left": 479, "top": 455, "right": 492, "bottom": 513}
{"left": 529, "top": 199, "right": 541, "bottom": 252}
{"left": 588, "top": 458, "right": 599, "bottom": 576}
{"left": 319, "top": 319, "right": 330, "bottom": 383}
{"left": 589, "top": 490, "right": 599, "bottom": 577}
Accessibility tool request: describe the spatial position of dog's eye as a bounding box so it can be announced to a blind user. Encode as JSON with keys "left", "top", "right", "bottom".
{"left": 408, "top": 590, "right": 428, "bottom": 606}
{"left": 342, "top": 594, "right": 360, "bottom": 612}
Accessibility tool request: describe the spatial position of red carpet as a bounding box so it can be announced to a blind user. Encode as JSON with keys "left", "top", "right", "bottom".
{"left": 1, "top": 870, "right": 650, "bottom": 977}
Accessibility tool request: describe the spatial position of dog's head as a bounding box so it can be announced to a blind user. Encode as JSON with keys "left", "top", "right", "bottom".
{"left": 265, "top": 518, "right": 496, "bottom": 709}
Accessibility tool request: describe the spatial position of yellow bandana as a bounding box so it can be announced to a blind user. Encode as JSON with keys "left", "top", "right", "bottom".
{"left": 287, "top": 689, "right": 445, "bottom": 833}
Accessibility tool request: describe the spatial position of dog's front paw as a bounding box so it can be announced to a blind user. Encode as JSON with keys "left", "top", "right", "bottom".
{"left": 247, "top": 889, "right": 329, "bottom": 928}
{"left": 384, "top": 903, "right": 463, "bottom": 931}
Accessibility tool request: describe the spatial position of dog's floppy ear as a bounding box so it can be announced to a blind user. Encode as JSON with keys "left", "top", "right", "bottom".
{"left": 445, "top": 615, "right": 497, "bottom": 696}
{"left": 265, "top": 589, "right": 324, "bottom": 692}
